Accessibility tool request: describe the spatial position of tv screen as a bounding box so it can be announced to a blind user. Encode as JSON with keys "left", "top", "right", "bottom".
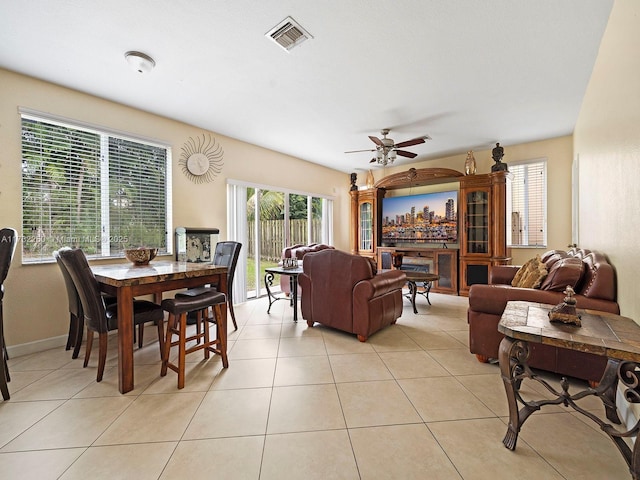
{"left": 381, "top": 190, "right": 458, "bottom": 245}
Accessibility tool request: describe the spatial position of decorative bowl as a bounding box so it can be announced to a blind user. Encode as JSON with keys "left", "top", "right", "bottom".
{"left": 124, "top": 247, "right": 158, "bottom": 266}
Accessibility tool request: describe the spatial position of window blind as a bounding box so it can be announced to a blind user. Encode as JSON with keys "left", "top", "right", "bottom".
{"left": 21, "top": 116, "right": 169, "bottom": 263}
{"left": 508, "top": 160, "right": 547, "bottom": 247}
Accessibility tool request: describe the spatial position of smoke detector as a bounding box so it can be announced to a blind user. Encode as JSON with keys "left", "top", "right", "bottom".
{"left": 124, "top": 51, "right": 155, "bottom": 74}
{"left": 266, "top": 16, "right": 313, "bottom": 52}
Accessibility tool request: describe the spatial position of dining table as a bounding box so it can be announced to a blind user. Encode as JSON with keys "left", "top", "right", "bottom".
{"left": 91, "top": 260, "right": 228, "bottom": 394}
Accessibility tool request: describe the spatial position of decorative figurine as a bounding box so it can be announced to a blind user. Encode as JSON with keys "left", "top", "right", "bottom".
{"left": 548, "top": 286, "right": 582, "bottom": 326}
{"left": 464, "top": 150, "right": 477, "bottom": 175}
{"left": 350, "top": 172, "right": 358, "bottom": 191}
{"left": 366, "top": 170, "right": 375, "bottom": 188}
{"left": 491, "top": 142, "right": 508, "bottom": 172}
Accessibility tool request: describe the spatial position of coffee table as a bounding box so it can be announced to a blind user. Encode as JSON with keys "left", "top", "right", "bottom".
{"left": 402, "top": 271, "right": 439, "bottom": 313}
{"left": 498, "top": 300, "right": 640, "bottom": 478}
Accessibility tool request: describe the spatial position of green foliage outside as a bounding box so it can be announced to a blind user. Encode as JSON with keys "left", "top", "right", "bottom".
{"left": 21, "top": 118, "right": 167, "bottom": 260}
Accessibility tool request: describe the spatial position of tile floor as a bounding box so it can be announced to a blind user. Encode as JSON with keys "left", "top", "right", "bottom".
{"left": 0, "top": 292, "right": 633, "bottom": 479}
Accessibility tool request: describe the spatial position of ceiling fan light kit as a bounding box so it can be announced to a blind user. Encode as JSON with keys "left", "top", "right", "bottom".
{"left": 346, "top": 128, "right": 430, "bottom": 167}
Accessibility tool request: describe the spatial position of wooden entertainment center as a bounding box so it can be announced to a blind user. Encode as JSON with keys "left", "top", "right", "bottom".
{"left": 350, "top": 167, "right": 511, "bottom": 295}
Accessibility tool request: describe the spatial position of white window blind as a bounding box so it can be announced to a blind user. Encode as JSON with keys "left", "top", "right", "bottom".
{"left": 508, "top": 160, "right": 547, "bottom": 247}
{"left": 21, "top": 114, "right": 170, "bottom": 263}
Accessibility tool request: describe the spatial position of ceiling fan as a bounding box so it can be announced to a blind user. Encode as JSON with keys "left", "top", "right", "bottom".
{"left": 345, "top": 128, "right": 431, "bottom": 166}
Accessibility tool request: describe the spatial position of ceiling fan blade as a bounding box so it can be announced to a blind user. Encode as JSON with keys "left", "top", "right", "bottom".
{"left": 395, "top": 136, "right": 428, "bottom": 148}
{"left": 345, "top": 149, "right": 375, "bottom": 154}
{"left": 395, "top": 150, "right": 418, "bottom": 158}
{"left": 369, "top": 136, "right": 384, "bottom": 146}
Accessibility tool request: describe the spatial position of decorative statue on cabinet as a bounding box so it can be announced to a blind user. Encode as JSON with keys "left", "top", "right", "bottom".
{"left": 491, "top": 143, "right": 508, "bottom": 172}
{"left": 350, "top": 172, "right": 358, "bottom": 191}
{"left": 465, "top": 150, "right": 477, "bottom": 175}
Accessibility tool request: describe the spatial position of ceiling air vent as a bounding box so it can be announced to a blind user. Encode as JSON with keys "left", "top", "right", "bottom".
{"left": 266, "top": 16, "right": 313, "bottom": 52}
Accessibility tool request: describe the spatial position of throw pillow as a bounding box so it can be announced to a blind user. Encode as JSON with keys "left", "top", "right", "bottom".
{"left": 541, "top": 257, "right": 585, "bottom": 292}
{"left": 511, "top": 255, "right": 548, "bottom": 288}
{"left": 511, "top": 256, "right": 539, "bottom": 287}
{"left": 516, "top": 257, "right": 548, "bottom": 289}
{"left": 367, "top": 257, "right": 378, "bottom": 275}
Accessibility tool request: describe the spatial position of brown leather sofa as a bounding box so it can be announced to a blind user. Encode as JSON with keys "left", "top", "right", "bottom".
{"left": 468, "top": 248, "right": 619, "bottom": 383}
{"left": 299, "top": 249, "right": 406, "bottom": 342}
{"left": 280, "top": 243, "right": 334, "bottom": 295}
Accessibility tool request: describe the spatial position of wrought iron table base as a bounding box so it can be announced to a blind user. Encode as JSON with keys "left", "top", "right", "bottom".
{"left": 404, "top": 280, "right": 433, "bottom": 314}
{"left": 264, "top": 270, "right": 299, "bottom": 322}
{"left": 499, "top": 337, "right": 640, "bottom": 479}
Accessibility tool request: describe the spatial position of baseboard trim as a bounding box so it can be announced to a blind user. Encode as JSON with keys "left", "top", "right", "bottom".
{"left": 6, "top": 335, "right": 68, "bottom": 358}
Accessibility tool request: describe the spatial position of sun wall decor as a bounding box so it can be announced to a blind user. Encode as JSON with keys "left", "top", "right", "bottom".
{"left": 178, "top": 133, "right": 224, "bottom": 183}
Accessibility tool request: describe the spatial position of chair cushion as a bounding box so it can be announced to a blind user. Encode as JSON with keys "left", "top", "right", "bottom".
{"left": 176, "top": 286, "right": 217, "bottom": 297}
{"left": 105, "top": 300, "right": 164, "bottom": 330}
{"left": 162, "top": 291, "right": 226, "bottom": 315}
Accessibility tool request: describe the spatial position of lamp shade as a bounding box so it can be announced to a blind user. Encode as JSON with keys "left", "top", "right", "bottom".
{"left": 124, "top": 51, "right": 155, "bottom": 74}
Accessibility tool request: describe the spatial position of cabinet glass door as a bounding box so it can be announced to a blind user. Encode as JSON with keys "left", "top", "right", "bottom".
{"left": 359, "top": 201, "right": 373, "bottom": 251}
{"left": 465, "top": 190, "right": 489, "bottom": 254}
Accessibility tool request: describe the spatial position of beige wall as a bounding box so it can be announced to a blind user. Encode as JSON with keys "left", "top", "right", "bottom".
{"left": 574, "top": 0, "right": 640, "bottom": 320}
{"left": 0, "top": 68, "right": 349, "bottom": 351}
{"left": 374, "top": 135, "right": 575, "bottom": 265}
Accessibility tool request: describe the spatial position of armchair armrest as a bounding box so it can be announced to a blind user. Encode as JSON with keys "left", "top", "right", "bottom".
{"left": 354, "top": 270, "right": 406, "bottom": 299}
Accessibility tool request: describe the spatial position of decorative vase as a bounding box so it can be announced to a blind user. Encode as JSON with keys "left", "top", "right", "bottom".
{"left": 465, "top": 151, "right": 477, "bottom": 175}
{"left": 366, "top": 170, "right": 375, "bottom": 188}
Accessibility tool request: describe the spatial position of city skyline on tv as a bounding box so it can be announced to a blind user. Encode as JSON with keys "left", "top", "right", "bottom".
{"left": 382, "top": 191, "right": 457, "bottom": 219}
{"left": 381, "top": 190, "right": 458, "bottom": 244}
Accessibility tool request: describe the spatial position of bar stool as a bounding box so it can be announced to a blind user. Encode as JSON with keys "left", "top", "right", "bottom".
{"left": 160, "top": 291, "right": 229, "bottom": 389}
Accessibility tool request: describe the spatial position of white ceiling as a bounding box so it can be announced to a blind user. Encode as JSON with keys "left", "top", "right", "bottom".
{"left": 0, "top": 0, "right": 613, "bottom": 173}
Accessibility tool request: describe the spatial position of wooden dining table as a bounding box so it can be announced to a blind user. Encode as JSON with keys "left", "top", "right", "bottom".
{"left": 91, "top": 260, "right": 228, "bottom": 394}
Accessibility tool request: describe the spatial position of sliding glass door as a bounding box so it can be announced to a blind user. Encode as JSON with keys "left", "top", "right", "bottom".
{"left": 228, "top": 181, "right": 333, "bottom": 301}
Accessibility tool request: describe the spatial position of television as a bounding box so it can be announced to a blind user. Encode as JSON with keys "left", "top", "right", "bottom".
{"left": 381, "top": 190, "right": 458, "bottom": 245}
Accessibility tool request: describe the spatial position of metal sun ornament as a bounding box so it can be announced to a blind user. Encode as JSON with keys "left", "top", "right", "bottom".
{"left": 179, "top": 134, "right": 224, "bottom": 184}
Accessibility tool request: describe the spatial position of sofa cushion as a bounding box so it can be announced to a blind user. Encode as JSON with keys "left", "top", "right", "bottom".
{"left": 540, "top": 257, "right": 584, "bottom": 291}
{"left": 512, "top": 255, "right": 547, "bottom": 289}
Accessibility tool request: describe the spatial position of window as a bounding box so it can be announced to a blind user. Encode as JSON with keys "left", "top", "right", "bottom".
{"left": 507, "top": 160, "right": 547, "bottom": 247}
{"left": 21, "top": 112, "right": 171, "bottom": 263}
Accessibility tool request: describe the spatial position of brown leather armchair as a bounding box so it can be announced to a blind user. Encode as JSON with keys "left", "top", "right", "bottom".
{"left": 299, "top": 249, "right": 406, "bottom": 342}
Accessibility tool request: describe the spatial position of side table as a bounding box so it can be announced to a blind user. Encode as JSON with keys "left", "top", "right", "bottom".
{"left": 264, "top": 266, "right": 303, "bottom": 322}
{"left": 498, "top": 300, "right": 640, "bottom": 479}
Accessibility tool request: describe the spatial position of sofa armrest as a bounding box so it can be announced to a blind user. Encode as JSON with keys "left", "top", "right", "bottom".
{"left": 468, "top": 284, "right": 620, "bottom": 316}
{"left": 490, "top": 265, "right": 520, "bottom": 285}
{"left": 354, "top": 270, "right": 406, "bottom": 299}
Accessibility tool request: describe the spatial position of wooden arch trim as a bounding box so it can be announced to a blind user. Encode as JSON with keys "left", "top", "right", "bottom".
{"left": 373, "top": 167, "right": 464, "bottom": 190}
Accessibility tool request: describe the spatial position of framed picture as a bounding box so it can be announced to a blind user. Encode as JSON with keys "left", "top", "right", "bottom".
{"left": 175, "top": 227, "right": 220, "bottom": 262}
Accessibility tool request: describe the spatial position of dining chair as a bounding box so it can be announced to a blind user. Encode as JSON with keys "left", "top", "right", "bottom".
{"left": 179, "top": 241, "right": 242, "bottom": 330}
{"left": 161, "top": 290, "right": 228, "bottom": 389}
{"left": 57, "top": 248, "right": 165, "bottom": 382}
{"left": 54, "top": 250, "right": 135, "bottom": 358}
{"left": 0, "top": 228, "right": 18, "bottom": 400}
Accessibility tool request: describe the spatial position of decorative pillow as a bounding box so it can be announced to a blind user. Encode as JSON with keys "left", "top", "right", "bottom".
{"left": 542, "top": 250, "right": 569, "bottom": 270}
{"left": 541, "top": 249, "right": 566, "bottom": 264}
{"left": 512, "top": 255, "right": 548, "bottom": 288}
{"left": 541, "top": 257, "right": 585, "bottom": 292}
{"left": 367, "top": 257, "right": 378, "bottom": 275}
{"left": 511, "top": 256, "right": 539, "bottom": 287}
